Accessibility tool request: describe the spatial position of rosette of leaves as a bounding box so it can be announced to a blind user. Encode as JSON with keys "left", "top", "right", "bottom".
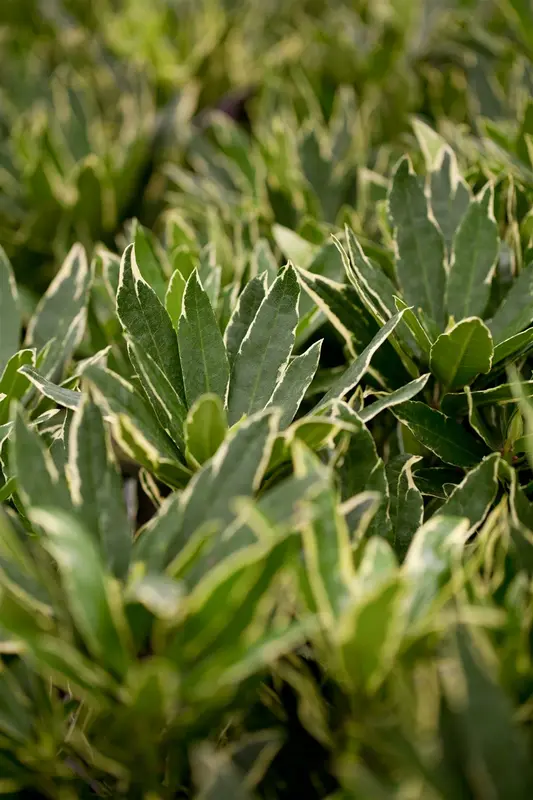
{"left": 19, "top": 232, "right": 429, "bottom": 498}
{"left": 313, "top": 146, "right": 533, "bottom": 510}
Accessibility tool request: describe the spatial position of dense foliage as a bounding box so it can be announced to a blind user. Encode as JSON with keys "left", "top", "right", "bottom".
{"left": 3, "top": 1, "right": 533, "bottom": 796}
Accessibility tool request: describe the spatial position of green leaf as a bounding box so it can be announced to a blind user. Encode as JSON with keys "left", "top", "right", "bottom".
{"left": 127, "top": 340, "right": 187, "bottom": 450}
{"left": 294, "top": 446, "right": 353, "bottom": 620}
{"left": 132, "top": 492, "right": 183, "bottom": 572}
{"left": 31, "top": 508, "right": 130, "bottom": 677}
{"left": 17, "top": 365, "right": 81, "bottom": 411}
{"left": 185, "top": 394, "right": 228, "bottom": 468}
{"left": 394, "top": 296, "right": 432, "bottom": 355}
{"left": 443, "top": 627, "right": 533, "bottom": 799}
{"left": 0, "top": 246, "right": 20, "bottom": 375}
{"left": 446, "top": 184, "right": 499, "bottom": 320}
{"left": 436, "top": 454, "right": 500, "bottom": 532}
{"left": 25, "top": 244, "right": 91, "bottom": 378}
{"left": 181, "top": 410, "right": 277, "bottom": 544}
{"left": 84, "top": 365, "right": 181, "bottom": 463}
{"left": 493, "top": 326, "right": 533, "bottom": 364}
{"left": 392, "top": 401, "right": 489, "bottom": 467}
{"left": 388, "top": 157, "right": 446, "bottom": 331}
{"left": 68, "top": 394, "right": 131, "bottom": 578}
{"left": 134, "top": 221, "right": 168, "bottom": 302}
{"left": 404, "top": 515, "right": 470, "bottom": 622}
{"left": 429, "top": 318, "right": 493, "bottom": 390}
{"left": 228, "top": 267, "right": 299, "bottom": 425}
{"left": 0, "top": 350, "right": 34, "bottom": 425}
{"left": 117, "top": 243, "right": 184, "bottom": 401}
{"left": 165, "top": 268, "right": 187, "bottom": 332}
{"left": 272, "top": 225, "right": 317, "bottom": 268}
{"left": 429, "top": 147, "right": 471, "bottom": 257}
{"left": 224, "top": 275, "right": 267, "bottom": 367}
{"left": 315, "top": 309, "right": 408, "bottom": 410}
{"left": 268, "top": 341, "right": 322, "bottom": 429}
{"left": 334, "top": 410, "right": 391, "bottom": 540}
{"left": 411, "top": 118, "right": 448, "bottom": 169}
{"left": 489, "top": 263, "right": 533, "bottom": 344}
{"left": 11, "top": 407, "right": 71, "bottom": 514}
{"left": 359, "top": 374, "right": 430, "bottom": 423}
{"left": 178, "top": 271, "right": 230, "bottom": 406}
{"left": 441, "top": 381, "right": 533, "bottom": 417}
{"left": 391, "top": 455, "right": 424, "bottom": 558}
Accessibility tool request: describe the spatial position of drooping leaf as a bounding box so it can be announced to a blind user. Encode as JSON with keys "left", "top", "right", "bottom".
{"left": 68, "top": 394, "right": 131, "bottom": 578}
{"left": 0, "top": 246, "right": 20, "bottom": 375}
{"left": 392, "top": 401, "right": 489, "bottom": 467}
{"left": 429, "top": 318, "right": 493, "bottom": 390}
{"left": 228, "top": 267, "right": 299, "bottom": 424}
{"left": 178, "top": 271, "right": 230, "bottom": 406}
{"left": 388, "top": 157, "right": 446, "bottom": 331}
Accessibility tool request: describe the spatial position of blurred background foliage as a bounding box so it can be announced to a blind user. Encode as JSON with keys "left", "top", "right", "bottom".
{"left": 2, "top": 0, "right": 533, "bottom": 298}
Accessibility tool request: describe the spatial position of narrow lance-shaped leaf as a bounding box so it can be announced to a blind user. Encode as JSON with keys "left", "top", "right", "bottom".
{"left": 68, "top": 394, "right": 131, "bottom": 578}
{"left": 429, "top": 146, "right": 471, "bottom": 258}
{"left": 268, "top": 340, "right": 322, "bottom": 429}
{"left": 436, "top": 454, "right": 500, "bottom": 533}
{"left": 392, "top": 401, "right": 489, "bottom": 467}
{"left": 0, "top": 350, "right": 35, "bottom": 425}
{"left": 25, "top": 243, "right": 91, "bottom": 378}
{"left": 178, "top": 271, "right": 230, "bottom": 406}
{"left": 228, "top": 266, "right": 300, "bottom": 425}
{"left": 489, "top": 262, "right": 533, "bottom": 344}
{"left": 429, "top": 318, "right": 494, "bottom": 390}
{"left": 294, "top": 445, "right": 354, "bottom": 620}
{"left": 359, "top": 374, "right": 430, "bottom": 423}
{"left": 31, "top": 508, "right": 130, "bottom": 678}
{"left": 17, "top": 365, "right": 81, "bottom": 411}
{"left": 224, "top": 274, "right": 268, "bottom": 366}
{"left": 446, "top": 184, "right": 499, "bottom": 320}
{"left": 315, "top": 309, "right": 408, "bottom": 410}
{"left": 0, "top": 246, "right": 20, "bottom": 375}
{"left": 117, "top": 243, "right": 184, "bottom": 400}
{"left": 11, "top": 407, "right": 71, "bottom": 514}
{"left": 181, "top": 410, "right": 278, "bottom": 546}
{"left": 165, "top": 268, "right": 186, "bottom": 332}
{"left": 388, "top": 157, "right": 446, "bottom": 332}
{"left": 84, "top": 364, "right": 181, "bottom": 463}
{"left": 127, "top": 340, "right": 187, "bottom": 450}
